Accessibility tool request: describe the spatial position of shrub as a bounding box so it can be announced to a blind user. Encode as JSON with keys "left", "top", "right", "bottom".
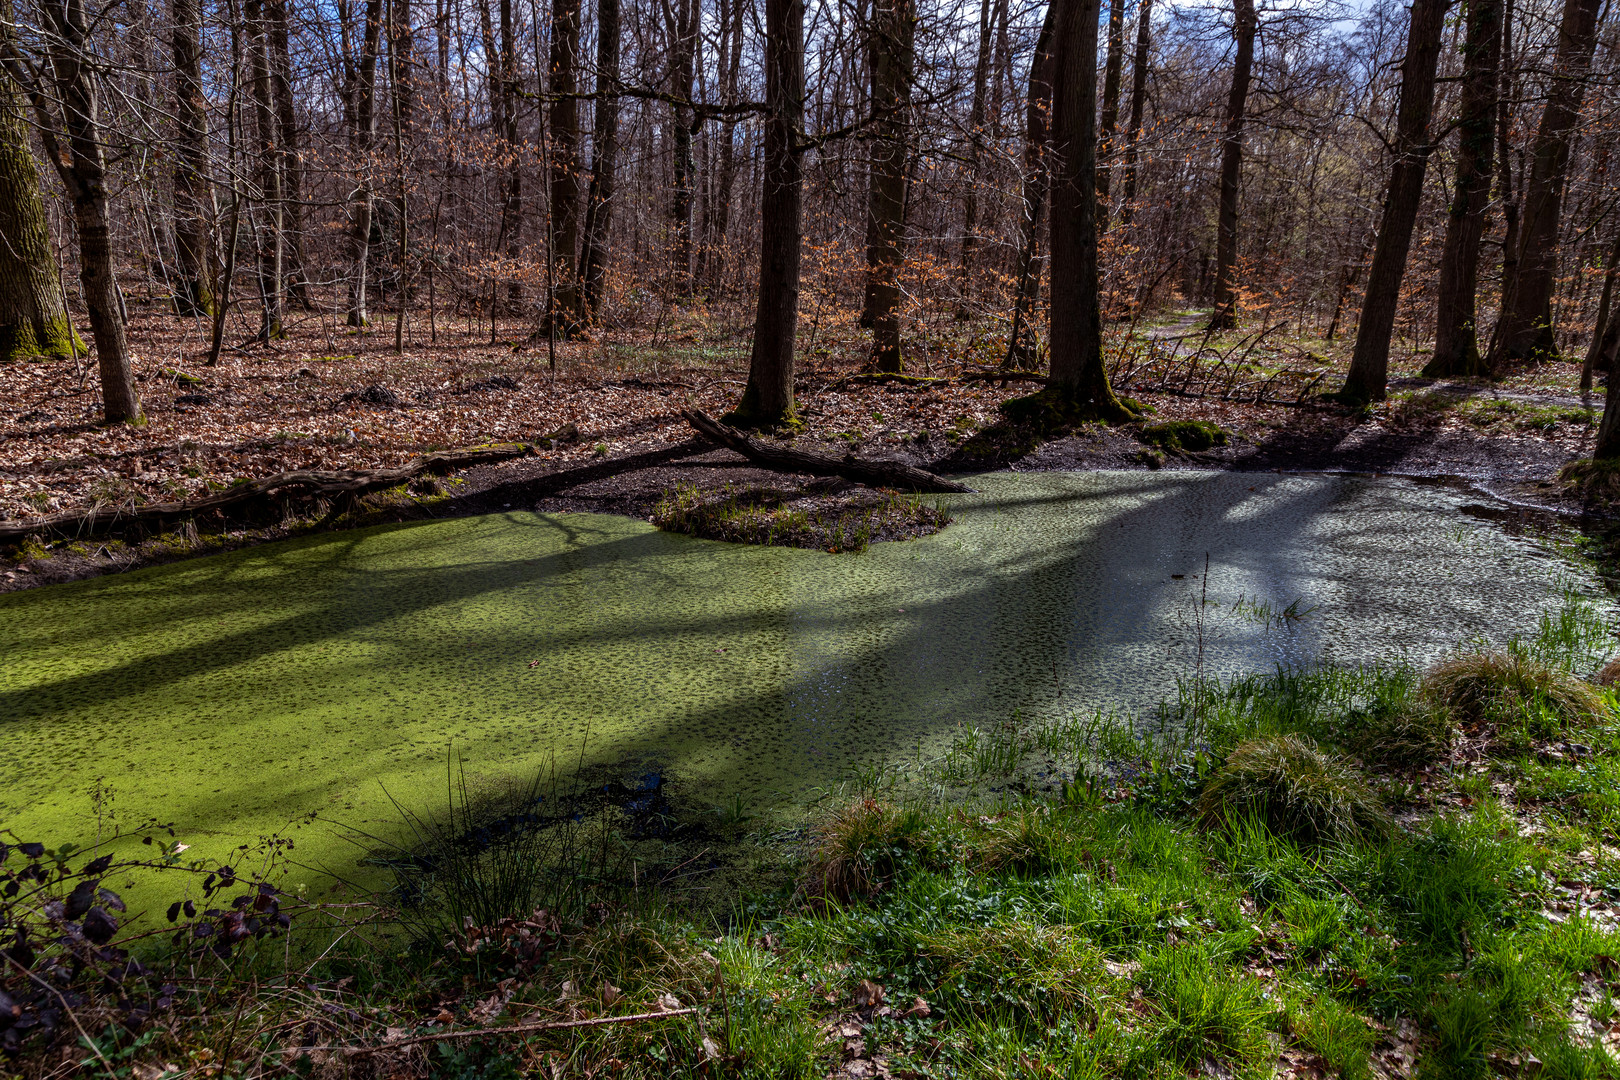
{"left": 1422, "top": 649, "right": 1608, "bottom": 739}
{"left": 1196, "top": 735, "right": 1393, "bottom": 844}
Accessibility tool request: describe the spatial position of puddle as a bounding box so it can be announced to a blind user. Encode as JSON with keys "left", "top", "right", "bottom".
{"left": 0, "top": 471, "right": 1603, "bottom": 886}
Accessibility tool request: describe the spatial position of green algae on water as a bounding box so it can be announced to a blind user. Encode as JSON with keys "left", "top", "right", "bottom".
{"left": 0, "top": 471, "right": 1602, "bottom": 891}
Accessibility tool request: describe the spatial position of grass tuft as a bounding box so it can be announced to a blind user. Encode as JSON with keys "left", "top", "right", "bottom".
{"left": 1196, "top": 734, "right": 1393, "bottom": 844}
{"left": 1422, "top": 648, "right": 1609, "bottom": 742}
{"left": 800, "top": 797, "right": 929, "bottom": 905}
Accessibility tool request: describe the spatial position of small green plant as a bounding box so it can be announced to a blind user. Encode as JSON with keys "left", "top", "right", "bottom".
{"left": 1196, "top": 734, "right": 1393, "bottom": 844}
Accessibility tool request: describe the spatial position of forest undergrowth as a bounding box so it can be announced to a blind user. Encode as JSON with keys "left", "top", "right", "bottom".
{"left": 7, "top": 585, "right": 1620, "bottom": 1078}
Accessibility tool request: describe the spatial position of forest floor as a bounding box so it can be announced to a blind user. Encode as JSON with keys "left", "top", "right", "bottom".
{"left": 0, "top": 299, "right": 1610, "bottom": 590}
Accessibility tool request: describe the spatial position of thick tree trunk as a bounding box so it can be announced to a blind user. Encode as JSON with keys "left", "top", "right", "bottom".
{"left": 267, "top": 0, "right": 307, "bottom": 306}
{"left": 579, "top": 0, "right": 619, "bottom": 322}
{"left": 1341, "top": 0, "right": 1450, "bottom": 401}
{"left": 1004, "top": 2, "right": 1057, "bottom": 369}
{"left": 1487, "top": 0, "right": 1601, "bottom": 367}
{"left": 1426, "top": 0, "right": 1499, "bottom": 378}
{"left": 865, "top": 0, "right": 914, "bottom": 373}
{"left": 1096, "top": 0, "right": 1125, "bottom": 234}
{"left": 169, "top": 0, "right": 213, "bottom": 318}
{"left": 729, "top": 0, "right": 802, "bottom": 428}
{"left": 0, "top": 6, "right": 77, "bottom": 361}
{"left": 1047, "top": 0, "right": 1128, "bottom": 417}
{"left": 957, "top": 0, "right": 993, "bottom": 316}
{"left": 347, "top": 0, "right": 381, "bottom": 327}
{"left": 1119, "top": 0, "right": 1152, "bottom": 226}
{"left": 41, "top": 0, "right": 140, "bottom": 421}
{"left": 245, "top": 0, "right": 284, "bottom": 340}
{"left": 547, "top": 0, "right": 582, "bottom": 331}
{"left": 1208, "top": 0, "right": 1256, "bottom": 331}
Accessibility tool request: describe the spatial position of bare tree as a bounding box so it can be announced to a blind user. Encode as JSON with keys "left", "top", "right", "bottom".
{"left": 1426, "top": 0, "right": 1500, "bottom": 378}
{"left": 1047, "top": 0, "right": 1129, "bottom": 418}
{"left": 865, "top": 0, "right": 914, "bottom": 372}
{"left": 1341, "top": 0, "right": 1451, "bottom": 401}
{"left": 1209, "top": 0, "right": 1256, "bottom": 329}
{"left": 729, "top": 0, "right": 802, "bottom": 428}
{"left": 1488, "top": 0, "right": 1603, "bottom": 366}
{"left": 578, "top": 0, "right": 619, "bottom": 323}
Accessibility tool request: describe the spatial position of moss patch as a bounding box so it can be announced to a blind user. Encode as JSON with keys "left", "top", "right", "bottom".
{"left": 1139, "top": 420, "right": 1230, "bottom": 453}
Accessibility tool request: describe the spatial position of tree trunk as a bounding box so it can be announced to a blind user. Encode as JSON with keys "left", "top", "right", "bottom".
{"left": 664, "top": 0, "right": 698, "bottom": 298}
{"left": 1208, "top": 0, "right": 1256, "bottom": 331}
{"left": 0, "top": 0, "right": 77, "bottom": 361}
{"left": 1119, "top": 0, "right": 1152, "bottom": 227}
{"left": 347, "top": 0, "right": 381, "bottom": 327}
{"left": 579, "top": 0, "right": 619, "bottom": 322}
{"left": 245, "top": 0, "right": 285, "bottom": 339}
{"left": 40, "top": 0, "right": 141, "bottom": 421}
{"left": 1496, "top": 0, "right": 1518, "bottom": 312}
{"left": 957, "top": 0, "right": 993, "bottom": 316}
{"left": 1004, "top": 1, "right": 1057, "bottom": 369}
{"left": 1487, "top": 0, "right": 1602, "bottom": 367}
{"left": 1341, "top": 0, "right": 1450, "bottom": 401}
{"left": 1096, "top": 0, "right": 1125, "bottom": 234}
{"left": 865, "top": 0, "right": 913, "bottom": 373}
{"left": 498, "top": 0, "right": 521, "bottom": 304}
{"left": 701, "top": 0, "right": 745, "bottom": 296}
{"left": 547, "top": 0, "right": 582, "bottom": 331}
{"left": 267, "top": 0, "right": 307, "bottom": 306}
{"left": 1047, "top": 0, "right": 1128, "bottom": 417}
{"left": 728, "top": 0, "right": 802, "bottom": 428}
{"left": 1425, "top": 0, "right": 1499, "bottom": 378}
{"left": 1581, "top": 220, "right": 1620, "bottom": 391}
{"left": 169, "top": 0, "right": 213, "bottom": 319}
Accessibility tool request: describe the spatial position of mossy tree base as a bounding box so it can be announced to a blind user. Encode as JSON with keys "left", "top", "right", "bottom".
{"left": 0, "top": 316, "right": 85, "bottom": 362}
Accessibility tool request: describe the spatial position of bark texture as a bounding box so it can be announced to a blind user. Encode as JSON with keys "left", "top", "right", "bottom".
{"left": 0, "top": 7, "right": 77, "bottom": 362}
{"left": 865, "top": 0, "right": 914, "bottom": 373}
{"left": 1047, "top": 0, "right": 1128, "bottom": 416}
{"left": 730, "top": 0, "right": 803, "bottom": 428}
{"left": 1342, "top": 0, "right": 1450, "bottom": 402}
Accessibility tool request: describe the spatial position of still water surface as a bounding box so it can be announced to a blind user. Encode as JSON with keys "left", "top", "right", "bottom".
{"left": 0, "top": 471, "right": 1594, "bottom": 879}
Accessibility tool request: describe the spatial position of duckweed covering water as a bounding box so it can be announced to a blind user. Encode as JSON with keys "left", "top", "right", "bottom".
{"left": 0, "top": 471, "right": 1599, "bottom": 884}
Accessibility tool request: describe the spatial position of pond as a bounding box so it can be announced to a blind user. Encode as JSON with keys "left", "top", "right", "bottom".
{"left": 0, "top": 470, "right": 1599, "bottom": 886}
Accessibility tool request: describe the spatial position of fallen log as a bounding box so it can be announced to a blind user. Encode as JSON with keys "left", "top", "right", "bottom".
{"left": 476, "top": 437, "right": 714, "bottom": 502}
{"left": 0, "top": 441, "right": 545, "bottom": 543}
{"left": 681, "top": 409, "right": 971, "bottom": 494}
